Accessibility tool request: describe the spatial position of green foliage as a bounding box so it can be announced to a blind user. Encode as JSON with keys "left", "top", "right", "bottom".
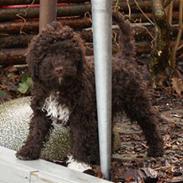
{"left": 0, "top": 90, "right": 6, "bottom": 97}
{"left": 17, "top": 75, "right": 32, "bottom": 94}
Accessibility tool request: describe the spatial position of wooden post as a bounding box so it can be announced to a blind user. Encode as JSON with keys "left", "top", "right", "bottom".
{"left": 39, "top": 0, "right": 57, "bottom": 32}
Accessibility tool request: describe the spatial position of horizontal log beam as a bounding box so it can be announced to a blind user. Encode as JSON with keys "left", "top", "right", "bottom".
{"left": 129, "top": 11, "right": 180, "bottom": 23}
{"left": 0, "top": 1, "right": 180, "bottom": 21}
{"left": 0, "top": 20, "right": 38, "bottom": 34}
{"left": 0, "top": 0, "right": 180, "bottom": 7}
{"left": 0, "top": 8, "right": 179, "bottom": 26}
{"left": 0, "top": 34, "right": 33, "bottom": 48}
{"left": 0, "top": 0, "right": 90, "bottom": 6}
{"left": 0, "top": 12, "right": 181, "bottom": 36}
{"left": 0, "top": 17, "right": 91, "bottom": 34}
{"left": 119, "top": 0, "right": 179, "bottom": 13}
{"left": 0, "top": 48, "right": 26, "bottom": 65}
{"left": 0, "top": 4, "right": 91, "bottom": 21}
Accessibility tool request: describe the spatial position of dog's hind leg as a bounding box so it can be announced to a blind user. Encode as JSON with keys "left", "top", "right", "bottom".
{"left": 119, "top": 76, "right": 164, "bottom": 157}
{"left": 16, "top": 111, "right": 52, "bottom": 160}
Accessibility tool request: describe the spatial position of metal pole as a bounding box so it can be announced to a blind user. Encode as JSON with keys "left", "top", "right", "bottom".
{"left": 39, "top": 0, "right": 57, "bottom": 32}
{"left": 91, "top": 0, "right": 112, "bottom": 180}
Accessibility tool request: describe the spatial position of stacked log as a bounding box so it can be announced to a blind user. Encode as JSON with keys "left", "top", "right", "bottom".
{"left": 0, "top": 0, "right": 89, "bottom": 6}
{"left": 0, "top": 2, "right": 180, "bottom": 22}
{"left": 0, "top": 48, "right": 25, "bottom": 65}
{"left": 0, "top": 4, "right": 91, "bottom": 22}
{"left": 0, "top": 17, "right": 91, "bottom": 34}
{"left": 0, "top": 0, "right": 182, "bottom": 66}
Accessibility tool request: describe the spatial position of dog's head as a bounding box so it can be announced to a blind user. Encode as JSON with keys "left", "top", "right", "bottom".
{"left": 26, "top": 21, "right": 85, "bottom": 89}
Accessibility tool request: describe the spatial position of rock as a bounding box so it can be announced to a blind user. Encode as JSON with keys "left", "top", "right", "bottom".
{"left": 0, "top": 97, "right": 122, "bottom": 161}
{"left": 113, "top": 125, "right": 122, "bottom": 152}
{"left": 0, "top": 97, "right": 71, "bottom": 161}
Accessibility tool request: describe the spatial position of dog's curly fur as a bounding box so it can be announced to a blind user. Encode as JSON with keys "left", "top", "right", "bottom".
{"left": 16, "top": 12, "right": 164, "bottom": 164}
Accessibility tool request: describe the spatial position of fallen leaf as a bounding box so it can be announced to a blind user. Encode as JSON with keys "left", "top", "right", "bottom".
{"left": 17, "top": 75, "right": 32, "bottom": 94}
{"left": 0, "top": 90, "right": 6, "bottom": 97}
{"left": 171, "top": 77, "right": 183, "bottom": 96}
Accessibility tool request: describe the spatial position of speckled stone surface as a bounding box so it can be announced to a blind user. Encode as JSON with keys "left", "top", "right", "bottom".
{"left": 0, "top": 97, "right": 71, "bottom": 161}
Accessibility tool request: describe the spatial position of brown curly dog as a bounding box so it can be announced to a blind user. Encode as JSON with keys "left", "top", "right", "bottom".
{"left": 16, "top": 12, "right": 164, "bottom": 164}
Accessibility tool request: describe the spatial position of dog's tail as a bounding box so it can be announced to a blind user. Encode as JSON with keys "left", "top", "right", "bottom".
{"left": 113, "top": 11, "right": 136, "bottom": 60}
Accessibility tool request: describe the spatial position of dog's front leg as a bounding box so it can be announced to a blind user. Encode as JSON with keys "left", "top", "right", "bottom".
{"left": 16, "top": 111, "right": 52, "bottom": 160}
{"left": 69, "top": 112, "right": 100, "bottom": 165}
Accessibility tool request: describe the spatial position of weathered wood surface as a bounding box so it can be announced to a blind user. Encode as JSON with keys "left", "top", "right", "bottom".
{"left": 0, "top": 146, "right": 111, "bottom": 183}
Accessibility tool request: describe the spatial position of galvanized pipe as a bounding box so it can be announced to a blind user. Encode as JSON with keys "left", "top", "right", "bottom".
{"left": 91, "top": 0, "right": 112, "bottom": 180}
{"left": 39, "top": 0, "right": 57, "bottom": 32}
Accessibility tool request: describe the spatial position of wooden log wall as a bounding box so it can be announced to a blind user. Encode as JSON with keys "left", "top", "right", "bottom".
{"left": 0, "top": 0, "right": 182, "bottom": 66}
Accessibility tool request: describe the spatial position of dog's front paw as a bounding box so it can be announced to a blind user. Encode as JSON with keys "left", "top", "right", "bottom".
{"left": 16, "top": 146, "right": 40, "bottom": 160}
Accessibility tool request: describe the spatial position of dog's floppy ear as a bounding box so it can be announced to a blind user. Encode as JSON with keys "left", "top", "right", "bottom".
{"left": 77, "top": 57, "right": 84, "bottom": 72}
{"left": 26, "top": 59, "right": 39, "bottom": 81}
{"left": 26, "top": 50, "right": 39, "bottom": 81}
{"left": 78, "top": 60, "right": 83, "bottom": 71}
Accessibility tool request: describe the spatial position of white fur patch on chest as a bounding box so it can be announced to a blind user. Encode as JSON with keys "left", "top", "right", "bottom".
{"left": 42, "top": 93, "right": 70, "bottom": 125}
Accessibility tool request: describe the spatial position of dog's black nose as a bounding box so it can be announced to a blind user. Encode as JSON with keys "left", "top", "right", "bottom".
{"left": 55, "top": 66, "right": 63, "bottom": 75}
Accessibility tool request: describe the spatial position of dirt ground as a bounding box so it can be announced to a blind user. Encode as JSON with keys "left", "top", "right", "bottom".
{"left": 110, "top": 89, "right": 183, "bottom": 183}
{"left": 0, "top": 65, "right": 183, "bottom": 183}
{"left": 0, "top": 65, "right": 30, "bottom": 104}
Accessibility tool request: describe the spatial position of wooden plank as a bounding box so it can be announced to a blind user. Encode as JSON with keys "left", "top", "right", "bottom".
{"left": 0, "top": 146, "right": 112, "bottom": 183}
{"left": 0, "top": 147, "right": 37, "bottom": 183}
{"left": 0, "top": 158, "right": 37, "bottom": 183}
{"left": 27, "top": 159, "right": 111, "bottom": 183}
